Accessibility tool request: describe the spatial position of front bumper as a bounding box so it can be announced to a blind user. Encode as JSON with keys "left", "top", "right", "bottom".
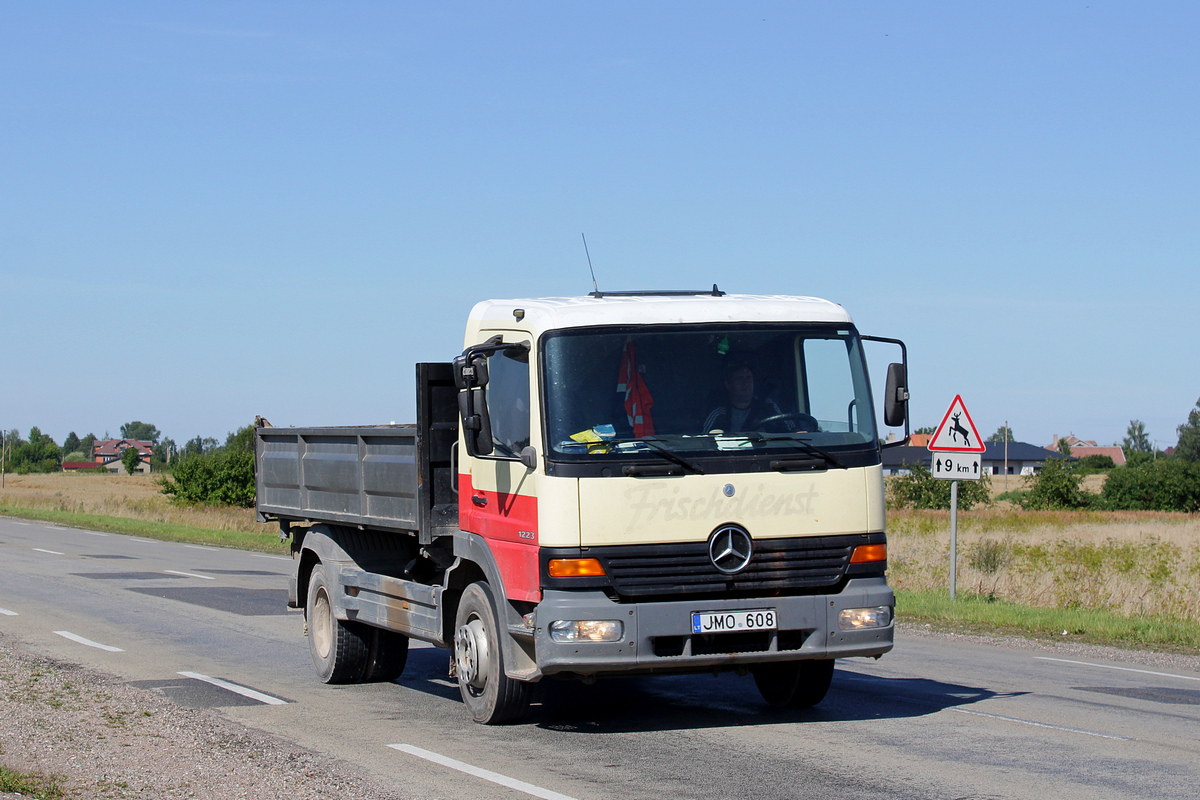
{"left": 532, "top": 577, "right": 893, "bottom": 677}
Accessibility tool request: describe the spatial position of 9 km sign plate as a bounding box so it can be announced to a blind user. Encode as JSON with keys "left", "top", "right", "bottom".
{"left": 931, "top": 452, "right": 982, "bottom": 481}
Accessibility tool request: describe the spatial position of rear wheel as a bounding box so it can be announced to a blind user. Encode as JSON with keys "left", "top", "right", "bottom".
{"left": 453, "top": 582, "right": 532, "bottom": 724}
{"left": 753, "top": 659, "right": 835, "bottom": 709}
{"left": 361, "top": 628, "right": 409, "bottom": 683}
{"left": 306, "top": 563, "right": 369, "bottom": 683}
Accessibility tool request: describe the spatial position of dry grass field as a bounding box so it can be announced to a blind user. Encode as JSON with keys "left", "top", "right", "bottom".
{"left": 0, "top": 471, "right": 271, "bottom": 534}
{"left": 887, "top": 502, "right": 1200, "bottom": 623}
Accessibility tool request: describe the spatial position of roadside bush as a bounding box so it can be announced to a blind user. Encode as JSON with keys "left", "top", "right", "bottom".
{"left": 1021, "top": 459, "right": 1094, "bottom": 510}
{"left": 157, "top": 449, "right": 255, "bottom": 508}
{"left": 1101, "top": 459, "right": 1200, "bottom": 513}
{"left": 887, "top": 463, "right": 992, "bottom": 510}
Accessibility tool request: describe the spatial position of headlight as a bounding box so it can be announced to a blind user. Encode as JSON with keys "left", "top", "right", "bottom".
{"left": 838, "top": 606, "right": 892, "bottom": 630}
{"left": 549, "top": 620, "right": 624, "bottom": 643}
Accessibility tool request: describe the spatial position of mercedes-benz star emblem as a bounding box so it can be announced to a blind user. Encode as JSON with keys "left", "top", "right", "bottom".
{"left": 708, "top": 524, "right": 753, "bottom": 574}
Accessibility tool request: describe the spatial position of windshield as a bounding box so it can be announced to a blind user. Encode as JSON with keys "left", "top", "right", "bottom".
{"left": 542, "top": 324, "right": 879, "bottom": 471}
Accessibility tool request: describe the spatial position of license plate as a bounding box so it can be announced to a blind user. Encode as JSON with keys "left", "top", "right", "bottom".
{"left": 692, "top": 609, "right": 777, "bottom": 634}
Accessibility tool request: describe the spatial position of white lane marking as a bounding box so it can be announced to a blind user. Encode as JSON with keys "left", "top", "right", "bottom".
{"left": 32, "top": 548, "right": 64, "bottom": 555}
{"left": 10, "top": 521, "right": 31, "bottom": 526}
{"left": 1035, "top": 656, "right": 1200, "bottom": 683}
{"left": 183, "top": 544, "right": 219, "bottom": 551}
{"left": 249, "top": 553, "right": 291, "bottom": 561}
{"left": 950, "top": 707, "right": 1131, "bottom": 740}
{"left": 54, "top": 631, "right": 124, "bottom": 652}
{"left": 176, "top": 672, "right": 287, "bottom": 705}
{"left": 0, "top": 607, "right": 18, "bottom": 616}
{"left": 66, "top": 529, "right": 108, "bottom": 537}
{"left": 164, "top": 570, "right": 215, "bottom": 580}
{"left": 388, "top": 744, "right": 580, "bottom": 800}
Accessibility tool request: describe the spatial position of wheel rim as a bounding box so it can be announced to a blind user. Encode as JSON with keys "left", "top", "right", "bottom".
{"left": 454, "top": 617, "right": 490, "bottom": 692}
{"left": 313, "top": 586, "right": 333, "bottom": 659}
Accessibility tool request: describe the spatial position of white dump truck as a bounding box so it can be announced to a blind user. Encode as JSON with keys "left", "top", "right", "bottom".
{"left": 256, "top": 289, "right": 909, "bottom": 723}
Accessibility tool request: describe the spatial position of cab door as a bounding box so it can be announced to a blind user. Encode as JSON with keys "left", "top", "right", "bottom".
{"left": 458, "top": 331, "right": 540, "bottom": 602}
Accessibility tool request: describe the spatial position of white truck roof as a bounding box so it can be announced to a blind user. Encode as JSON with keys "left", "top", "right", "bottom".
{"left": 468, "top": 293, "right": 854, "bottom": 334}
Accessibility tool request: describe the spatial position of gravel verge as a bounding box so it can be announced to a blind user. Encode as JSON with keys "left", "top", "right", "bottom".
{"left": 0, "top": 633, "right": 397, "bottom": 800}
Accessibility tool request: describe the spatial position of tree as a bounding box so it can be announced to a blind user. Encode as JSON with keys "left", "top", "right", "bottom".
{"left": 158, "top": 449, "right": 255, "bottom": 507}
{"left": 79, "top": 433, "right": 97, "bottom": 459}
{"left": 1056, "top": 437, "right": 1072, "bottom": 456}
{"left": 121, "top": 445, "right": 143, "bottom": 475}
{"left": 1176, "top": 398, "right": 1200, "bottom": 462}
{"left": 120, "top": 421, "right": 161, "bottom": 444}
{"left": 61, "top": 431, "right": 81, "bottom": 457}
{"left": 987, "top": 425, "right": 1014, "bottom": 443}
{"left": 225, "top": 424, "right": 256, "bottom": 452}
{"left": 913, "top": 426, "right": 935, "bottom": 435}
{"left": 887, "top": 462, "right": 992, "bottom": 510}
{"left": 1122, "top": 420, "right": 1152, "bottom": 458}
{"left": 182, "top": 436, "right": 219, "bottom": 457}
{"left": 152, "top": 437, "right": 177, "bottom": 467}
{"left": 1021, "top": 458, "right": 1090, "bottom": 510}
{"left": 9, "top": 428, "right": 60, "bottom": 473}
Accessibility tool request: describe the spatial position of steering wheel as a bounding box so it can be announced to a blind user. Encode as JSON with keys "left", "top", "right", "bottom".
{"left": 754, "top": 412, "right": 819, "bottom": 433}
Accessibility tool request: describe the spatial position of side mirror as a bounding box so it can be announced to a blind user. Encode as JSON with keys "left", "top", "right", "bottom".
{"left": 884, "top": 363, "right": 909, "bottom": 428}
{"left": 453, "top": 352, "right": 494, "bottom": 457}
{"left": 519, "top": 446, "right": 538, "bottom": 471}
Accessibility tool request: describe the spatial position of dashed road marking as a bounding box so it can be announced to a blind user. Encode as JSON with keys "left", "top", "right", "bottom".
{"left": 950, "top": 707, "right": 1130, "bottom": 740}
{"left": 1035, "top": 656, "right": 1200, "bottom": 683}
{"left": 249, "top": 553, "right": 291, "bottom": 561}
{"left": 176, "top": 672, "right": 287, "bottom": 705}
{"left": 164, "top": 570, "right": 215, "bottom": 580}
{"left": 54, "top": 631, "right": 124, "bottom": 652}
{"left": 33, "top": 548, "right": 64, "bottom": 555}
{"left": 388, "top": 744, "right": 580, "bottom": 800}
{"left": 0, "top": 607, "right": 18, "bottom": 616}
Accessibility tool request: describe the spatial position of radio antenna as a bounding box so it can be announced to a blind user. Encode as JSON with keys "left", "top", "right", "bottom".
{"left": 582, "top": 233, "right": 599, "bottom": 295}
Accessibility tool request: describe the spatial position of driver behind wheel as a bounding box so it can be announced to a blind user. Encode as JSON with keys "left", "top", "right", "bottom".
{"left": 701, "top": 355, "right": 815, "bottom": 434}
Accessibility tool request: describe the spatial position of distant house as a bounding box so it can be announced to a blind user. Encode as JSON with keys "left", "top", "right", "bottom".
{"left": 92, "top": 439, "right": 154, "bottom": 474}
{"left": 1045, "top": 434, "right": 1127, "bottom": 466}
{"left": 882, "top": 440, "right": 1072, "bottom": 476}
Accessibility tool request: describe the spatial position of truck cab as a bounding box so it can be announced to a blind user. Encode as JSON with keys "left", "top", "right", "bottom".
{"left": 450, "top": 291, "right": 907, "bottom": 720}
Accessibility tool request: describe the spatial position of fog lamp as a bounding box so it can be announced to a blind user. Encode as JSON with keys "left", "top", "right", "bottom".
{"left": 838, "top": 606, "right": 892, "bottom": 630}
{"left": 549, "top": 619, "right": 624, "bottom": 643}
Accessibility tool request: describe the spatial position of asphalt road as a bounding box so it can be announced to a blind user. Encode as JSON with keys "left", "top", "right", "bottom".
{"left": 2, "top": 515, "right": 1198, "bottom": 800}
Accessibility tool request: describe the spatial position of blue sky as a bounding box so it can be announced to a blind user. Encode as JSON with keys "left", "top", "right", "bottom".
{"left": 3, "top": 2, "right": 1197, "bottom": 451}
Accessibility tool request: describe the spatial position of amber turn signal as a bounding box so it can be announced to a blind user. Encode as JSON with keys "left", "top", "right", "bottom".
{"left": 547, "top": 558, "right": 606, "bottom": 578}
{"left": 850, "top": 543, "right": 887, "bottom": 563}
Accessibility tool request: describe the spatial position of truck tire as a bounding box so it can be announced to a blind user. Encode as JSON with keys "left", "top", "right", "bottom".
{"left": 361, "top": 628, "right": 409, "bottom": 683}
{"left": 306, "top": 563, "right": 369, "bottom": 684}
{"left": 453, "top": 582, "right": 532, "bottom": 724}
{"left": 752, "top": 659, "right": 835, "bottom": 709}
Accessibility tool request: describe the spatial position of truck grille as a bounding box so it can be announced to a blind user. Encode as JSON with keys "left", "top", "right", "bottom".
{"left": 595, "top": 535, "right": 861, "bottom": 600}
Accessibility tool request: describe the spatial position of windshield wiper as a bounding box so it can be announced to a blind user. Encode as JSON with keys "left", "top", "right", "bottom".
{"left": 744, "top": 434, "right": 847, "bottom": 470}
{"left": 605, "top": 437, "right": 705, "bottom": 475}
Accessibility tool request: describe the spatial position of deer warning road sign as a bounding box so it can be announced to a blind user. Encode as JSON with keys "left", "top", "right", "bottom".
{"left": 928, "top": 395, "right": 986, "bottom": 453}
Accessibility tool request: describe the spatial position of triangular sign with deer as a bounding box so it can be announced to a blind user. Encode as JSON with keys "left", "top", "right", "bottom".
{"left": 928, "top": 395, "right": 986, "bottom": 453}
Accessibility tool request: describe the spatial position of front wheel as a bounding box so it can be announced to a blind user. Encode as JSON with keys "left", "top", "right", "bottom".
{"left": 752, "top": 659, "right": 835, "bottom": 709}
{"left": 453, "top": 582, "right": 532, "bottom": 724}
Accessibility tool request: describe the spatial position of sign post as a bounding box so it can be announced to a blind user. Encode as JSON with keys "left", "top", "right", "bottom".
{"left": 928, "top": 395, "right": 985, "bottom": 600}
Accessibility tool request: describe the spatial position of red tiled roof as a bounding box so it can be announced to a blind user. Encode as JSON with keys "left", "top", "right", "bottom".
{"left": 93, "top": 439, "right": 154, "bottom": 457}
{"left": 62, "top": 462, "right": 101, "bottom": 470}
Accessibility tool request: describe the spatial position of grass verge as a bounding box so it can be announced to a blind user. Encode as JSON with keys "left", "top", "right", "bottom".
{"left": 897, "top": 588, "right": 1200, "bottom": 653}
{"left": 0, "top": 504, "right": 289, "bottom": 555}
{"left": 0, "top": 764, "right": 67, "bottom": 799}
